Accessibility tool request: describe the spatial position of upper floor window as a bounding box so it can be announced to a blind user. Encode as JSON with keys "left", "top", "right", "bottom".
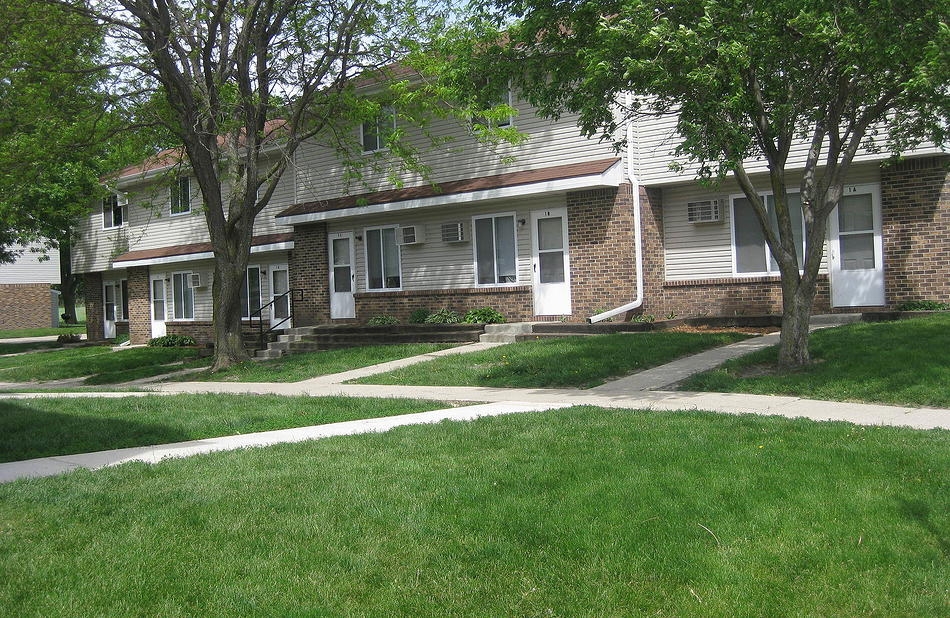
{"left": 732, "top": 193, "right": 804, "bottom": 275}
{"left": 474, "top": 213, "right": 517, "bottom": 285}
{"left": 361, "top": 106, "right": 396, "bottom": 153}
{"left": 170, "top": 176, "right": 191, "bottom": 215}
{"left": 472, "top": 81, "right": 513, "bottom": 131}
{"left": 102, "top": 194, "right": 126, "bottom": 229}
{"left": 365, "top": 226, "right": 401, "bottom": 290}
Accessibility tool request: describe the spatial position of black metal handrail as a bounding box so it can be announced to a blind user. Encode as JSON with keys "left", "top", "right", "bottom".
{"left": 249, "top": 288, "right": 304, "bottom": 352}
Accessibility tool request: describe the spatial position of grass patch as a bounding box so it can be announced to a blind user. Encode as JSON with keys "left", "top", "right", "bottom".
{"left": 0, "top": 341, "right": 67, "bottom": 355}
{"left": 192, "top": 343, "right": 455, "bottom": 382}
{"left": 355, "top": 331, "right": 750, "bottom": 388}
{"left": 0, "top": 325, "right": 85, "bottom": 339}
{"left": 0, "top": 408, "right": 946, "bottom": 615}
{"left": 680, "top": 315, "right": 950, "bottom": 407}
{"left": 0, "top": 395, "right": 445, "bottom": 462}
{"left": 0, "top": 345, "right": 206, "bottom": 384}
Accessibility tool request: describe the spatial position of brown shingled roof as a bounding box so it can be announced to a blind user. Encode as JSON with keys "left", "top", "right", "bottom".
{"left": 112, "top": 232, "right": 293, "bottom": 264}
{"left": 278, "top": 157, "right": 622, "bottom": 219}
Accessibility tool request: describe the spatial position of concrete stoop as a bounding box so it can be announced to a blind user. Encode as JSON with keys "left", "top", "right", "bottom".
{"left": 479, "top": 322, "right": 537, "bottom": 343}
{"left": 256, "top": 324, "right": 485, "bottom": 359}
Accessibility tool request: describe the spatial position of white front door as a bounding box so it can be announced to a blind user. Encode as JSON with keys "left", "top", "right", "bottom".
{"left": 531, "top": 207, "right": 572, "bottom": 315}
{"left": 103, "top": 280, "right": 118, "bottom": 339}
{"left": 329, "top": 232, "right": 356, "bottom": 319}
{"left": 270, "top": 264, "right": 291, "bottom": 328}
{"left": 829, "top": 184, "right": 885, "bottom": 307}
{"left": 150, "top": 275, "right": 167, "bottom": 338}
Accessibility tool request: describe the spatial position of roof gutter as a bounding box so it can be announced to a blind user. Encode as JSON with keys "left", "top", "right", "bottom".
{"left": 588, "top": 94, "right": 644, "bottom": 324}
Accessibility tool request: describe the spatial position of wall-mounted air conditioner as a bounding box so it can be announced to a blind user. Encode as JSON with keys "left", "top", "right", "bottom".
{"left": 188, "top": 272, "right": 204, "bottom": 288}
{"left": 687, "top": 199, "right": 722, "bottom": 223}
{"left": 441, "top": 221, "right": 467, "bottom": 243}
{"left": 399, "top": 225, "right": 424, "bottom": 245}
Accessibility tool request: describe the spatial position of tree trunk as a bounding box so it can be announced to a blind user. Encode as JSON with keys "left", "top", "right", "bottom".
{"left": 58, "top": 236, "right": 79, "bottom": 324}
{"left": 777, "top": 286, "right": 813, "bottom": 368}
{"left": 210, "top": 255, "right": 252, "bottom": 372}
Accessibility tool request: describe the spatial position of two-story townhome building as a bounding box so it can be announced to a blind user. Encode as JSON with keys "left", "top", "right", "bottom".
{"left": 73, "top": 150, "right": 296, "bottom": 345}
{"left": 74, "top": 84, "right": 948, "bottom": 344}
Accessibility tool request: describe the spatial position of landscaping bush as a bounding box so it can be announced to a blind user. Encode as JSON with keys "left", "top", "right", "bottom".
{"left": 409, "top": 308, "right": 431, "bottom": 324}
{"left": 367, "top": 315, "right": 399, "bottom": 326}
{"left": 897, "top": 300, "right": 950, "bottom": 311}
{"left": 424, "top": 308, "right": 461, "bottom": 324}
{"left": 56, "top": 333, "right": 82, "bottom": 344}
{"left": 463, "top": 307, "right": 506, "bottom": 324}
{"left": 147, "top": 334, "right": 197, "bottom": 347}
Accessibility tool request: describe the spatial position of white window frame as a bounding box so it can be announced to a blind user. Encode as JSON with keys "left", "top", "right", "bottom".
{"left": 171, "top": 271, "right": 195, "bottom": 320}
{"left": 472, "top": 211, "right": 519, "bottom": 286}
{"left": 240, "top": 265, "right": 263, "bottom": 318}
{"left": 170, "top": 176, "right": 191, "bottom": 216}
{"left": 102, "top": 193, "right": 126, "bottom": 229}
{"left": 117, "top": 279, "right": 129, "bottom": 322}
{"left": 472, "top": 81, "right": 514, "bottom": 130}
{"left": 360, "top": 106, "right": 396, "bottom": 153}
{"left": 730, "top": 191, "right": 806, "bottom": 277}
{"left": 364, "top": 225, "right": 402, "bottom": 291}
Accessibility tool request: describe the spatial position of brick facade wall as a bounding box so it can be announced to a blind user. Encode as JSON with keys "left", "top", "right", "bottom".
{"left": 128, "top": 267, "right": 151, "bottom": 345}
{"left": 289, "top": 223, "right": 329, "bottom": 326}
{"left": 882, "top": 156, "right": 950, "bottom": 305}
{"left": 565, "top": 185, "right": 637, "bottom": 320}
{"left": 84, "top": 272, "right": 104, "bottom": 341}
{"left": 0, "top": 284, "right": 55, "bottom": 330}
{"left": 164, "top": 321, "right": 263, "bottom": 347}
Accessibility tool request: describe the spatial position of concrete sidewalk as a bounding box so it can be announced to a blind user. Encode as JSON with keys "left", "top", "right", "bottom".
{"left": 1, "top": 326, "right": 947, "bottom": 484}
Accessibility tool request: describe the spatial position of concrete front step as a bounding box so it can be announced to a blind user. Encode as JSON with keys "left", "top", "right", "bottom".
{"left": 255, "top": 323, "right": 486, "bottom": 358}
{"left": 479, "top": 322, "right": 537, "bottom": 343}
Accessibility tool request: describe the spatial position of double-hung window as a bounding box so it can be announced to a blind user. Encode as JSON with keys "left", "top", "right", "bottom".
{"left": 472, "top": 81, "right": 513, "bottom": 131}
{"left": 172, "top": 272, "right": 195, "bottom": 319}
{"left": 732, "top": 193, "right": 805, "bottom": 275}
{"left": 474, "top": 213, "right": 517, "bottom": 285}
{"left": 361, "top": 106, "right": 396, "bottom": 153}
{"left": 102, "top": 194, "right": 125, "bottom": 229}
{"left": 365, "top": 227, "right": 401, "bottom": 290}
{"left": 170, "top": 177, "right": 191, "bottom": 215}
{"left": 240, "top": 266, "right": 262, "bottom": 318}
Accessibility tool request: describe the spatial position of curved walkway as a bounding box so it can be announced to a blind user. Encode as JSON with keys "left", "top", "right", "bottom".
{"left": 2, "top": 330, "right": 948, "bottom": 484}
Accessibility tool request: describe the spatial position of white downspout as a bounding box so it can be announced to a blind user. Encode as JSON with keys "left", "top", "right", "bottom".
{"left": 588, "top": 93, "right": 644, "bottom": 323}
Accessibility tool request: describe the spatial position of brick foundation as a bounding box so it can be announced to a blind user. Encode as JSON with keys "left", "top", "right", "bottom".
{"left": 0, "top": 284, "right": 56, "bottom": 330}
{"left": 356, "top": 286, "right": 534, "bottom": 323}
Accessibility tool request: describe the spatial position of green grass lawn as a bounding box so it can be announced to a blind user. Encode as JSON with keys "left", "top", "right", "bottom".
{"left": 680, "top": 314, "right": 950, "bottom": 407}
{"left": 0, "top": 395, "right": 445, "bottom": 462}
{"left": 355, "top": 331, "right": 751, "bottom": 388}
{"left": 0, "top": 345, "right": 209, "bottom": 384}
{"left": 193, "top": 343, "right": 455, "bottom": 382}
{"left": 0, "top": 407, "right": 945, "bottom": 615}
{"left": 0, "top": 324, "right": 85, "bottom": 340}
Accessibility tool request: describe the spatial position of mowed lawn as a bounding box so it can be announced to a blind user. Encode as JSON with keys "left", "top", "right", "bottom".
{"left": 355, "top": 331, "right": 751, "bottom": 388}
{"left": 681, "top": 314, "right": 950, "bottom": 407}
{"left": 0, "top": 395, "right": 446, "bottom": 463}
{"left": 0, "top": 408, "right": 946, "bottom": 616}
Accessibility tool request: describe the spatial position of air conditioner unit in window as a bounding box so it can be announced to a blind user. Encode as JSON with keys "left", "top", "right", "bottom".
{"left": 687, "top": 199, "right": 722, "bottom": 223}
{"left": 188, "top": 272, "right": 204, "bottom": 288}
{"left": 399, "top": 225, "right": 424, "bottom": 245}
{"left": 441, "top": 221, "right": 467, "bottom": 243}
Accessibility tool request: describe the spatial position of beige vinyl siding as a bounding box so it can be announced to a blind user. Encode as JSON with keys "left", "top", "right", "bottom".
{"left": 74, "top": 160, "right": 295, "bottom": 275}
{"left": 327, "top": 194, "right": 562, "bottom": 293}
{"left": 0, "top": 244, "right": 61, "bottom": 284}
{"left": 634, "top": 111, "right": 944, "bottom": 186}
{"left": 294, "top": 98, "right": 617, "bottom": 205}
{"left": 663, "top": 164, "right": 881, "bottom": 281}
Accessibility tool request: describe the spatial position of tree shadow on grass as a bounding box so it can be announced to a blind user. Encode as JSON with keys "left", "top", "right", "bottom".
{"left": 0, "top": 400, "right": 190, "bottom": 463}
